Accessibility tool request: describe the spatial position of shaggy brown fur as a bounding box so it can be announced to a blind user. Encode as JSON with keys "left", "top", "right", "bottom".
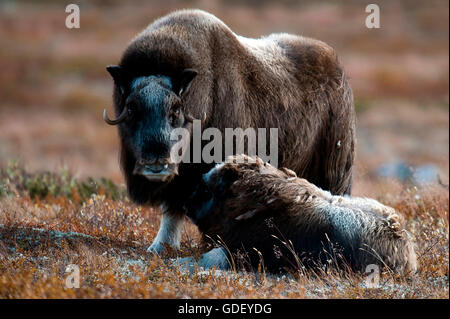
{"left": 185, "top": 155, "right": 417, "bottom": 273}
{"left": 108, "top": 9, "right": 356, "bottom": 252}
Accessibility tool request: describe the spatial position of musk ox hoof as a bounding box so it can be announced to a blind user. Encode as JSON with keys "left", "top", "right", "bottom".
{"left": 146, "top": 241, "right": 172, "bottom": 255}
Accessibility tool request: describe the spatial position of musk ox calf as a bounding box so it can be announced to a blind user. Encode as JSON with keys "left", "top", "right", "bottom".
{"left": 103, "top": 9, "right": 356, "bottom": 254}
{"left": 181, "top": 155, "right": 417, "bottom": 273}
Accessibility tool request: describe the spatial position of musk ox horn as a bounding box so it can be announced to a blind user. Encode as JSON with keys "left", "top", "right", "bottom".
{"left": 103, "top": 107, "right": 128, "bottom": 125}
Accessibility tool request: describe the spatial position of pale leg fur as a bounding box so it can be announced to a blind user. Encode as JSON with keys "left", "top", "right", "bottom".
{"left": 147, "top": 206, "right": 184, "bottom": 254}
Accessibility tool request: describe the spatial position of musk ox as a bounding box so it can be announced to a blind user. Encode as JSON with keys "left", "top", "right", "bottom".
{"left": 103, "top": 9, "right": 356, "bottom": 253}
{"left": 181, "top": 155, "right": 417, "bottom": 273}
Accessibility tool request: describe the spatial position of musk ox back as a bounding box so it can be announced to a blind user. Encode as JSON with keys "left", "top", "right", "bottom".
{"left": 184, "top": 155, "right": 417, "bottom": 274}
{"left": 104, "top": 9, "right": 356, "bottom": 253}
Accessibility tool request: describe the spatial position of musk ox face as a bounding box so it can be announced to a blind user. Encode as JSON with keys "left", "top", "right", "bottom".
{"left": 118, "top": 75, "right": 182, "bottom": 182}
{"left": 104, "top": 66, "right": 198, "bottom": 183}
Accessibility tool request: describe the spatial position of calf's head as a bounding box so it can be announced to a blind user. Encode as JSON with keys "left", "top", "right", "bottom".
{"left": 185, "top": 155, "right": 297, "bottom": 231}
{"left": 185, "top": 156, "right": 271, "bottom": 230}
{"left": 104, "top": 66, "right": 198, "bottom": 203}
{"left": 185, "top": 163, "right": 236, "bottom": 227}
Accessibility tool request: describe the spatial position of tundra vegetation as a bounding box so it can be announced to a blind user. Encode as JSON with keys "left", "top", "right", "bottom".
{"left": 0, "top": 161, "right": 448, "bottom": 298}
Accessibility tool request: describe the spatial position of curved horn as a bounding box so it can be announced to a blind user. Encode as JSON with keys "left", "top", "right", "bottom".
{"left": 103, "top": 107, "right": 128, "bottom": 125}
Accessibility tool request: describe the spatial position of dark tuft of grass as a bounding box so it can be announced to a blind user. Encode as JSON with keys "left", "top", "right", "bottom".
{"left": 0, "top": 161, "right": 125, "bottom": 203}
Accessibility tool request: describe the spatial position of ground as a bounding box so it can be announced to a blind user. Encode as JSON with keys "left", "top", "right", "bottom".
{"left": 0, "top": 165, "right": 448, "bottom": 298}
{"left": 0, "top": 0, "right": 448, "bottom": 298}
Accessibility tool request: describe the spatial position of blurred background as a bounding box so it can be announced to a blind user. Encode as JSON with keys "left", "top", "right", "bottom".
{"left": 0, "top": 0, "right": 448, "bottom": 198}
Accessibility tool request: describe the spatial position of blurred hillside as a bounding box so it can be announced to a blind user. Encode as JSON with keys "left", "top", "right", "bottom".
{"left": 0, "top": 0, "right": 448, "bottom": 196}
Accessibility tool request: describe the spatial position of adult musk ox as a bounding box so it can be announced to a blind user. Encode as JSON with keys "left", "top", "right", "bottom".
{"left": 182, "top": 155, "right": 417, "bottom": 273}
{"left": 103, "top": 10, "right": 356, "bottom": 253}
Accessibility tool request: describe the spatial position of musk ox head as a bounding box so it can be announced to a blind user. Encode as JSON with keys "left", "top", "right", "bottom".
{"left": 104, "top": 66, "right": 199, "bottom": 203}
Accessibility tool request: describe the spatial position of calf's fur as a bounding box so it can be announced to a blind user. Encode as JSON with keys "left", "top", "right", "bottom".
{"left": 184, "top": 155, "right": 417, "bottom": 273}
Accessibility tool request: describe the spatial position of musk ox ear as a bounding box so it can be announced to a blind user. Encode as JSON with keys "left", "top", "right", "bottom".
{"left": 106, "top": 65, "right": 128, "bottom": 94}
{"left": 177, "top": 68, "right": 198, "bottom": 96}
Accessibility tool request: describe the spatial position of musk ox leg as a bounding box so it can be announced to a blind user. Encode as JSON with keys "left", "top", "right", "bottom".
{"left": 147, "top": 206, "right": 184, "bottom": 254}
{"left": 172, "top": 247, "right": 230, "bottom": 273}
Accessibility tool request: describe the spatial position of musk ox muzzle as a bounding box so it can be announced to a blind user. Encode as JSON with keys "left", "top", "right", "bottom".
{"left": 133, "top": 157, "right": 177, "bottom": 181}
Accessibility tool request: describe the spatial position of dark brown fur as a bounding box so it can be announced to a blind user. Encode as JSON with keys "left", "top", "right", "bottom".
{"left": 186, "top": 155, "right": 417, "bottom": 273}
{"left": 110, "top": 10, "right": 356, "bottom": 251}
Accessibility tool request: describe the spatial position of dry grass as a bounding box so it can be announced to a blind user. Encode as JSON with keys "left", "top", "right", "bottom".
{"left": 0, "top": 165, "right": 448, "bottom": 299}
